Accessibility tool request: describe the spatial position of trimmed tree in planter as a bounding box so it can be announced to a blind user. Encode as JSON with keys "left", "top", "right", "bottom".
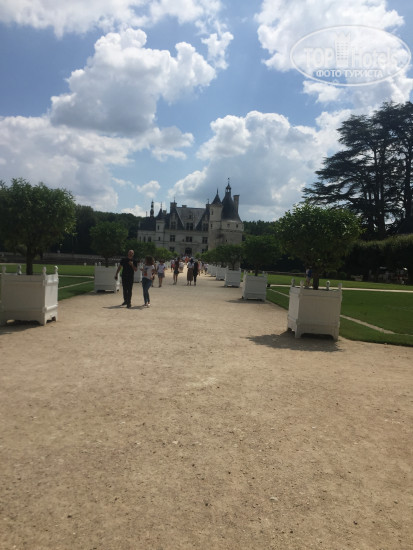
{"left": 0, "top": 178, "right": 76, "bottom": 324}
{"left": 275, "top": 204, "right": 361, "bottom": 339}
{"left": 0, "top": 178, "right": 76, "bottom": 275}
{"left": 213, "top": 244, "right": 243, "bottom": 287}
{"left": 242, "top": 235, "right": 280, "bottom": 300}
{"left": 90, "top": 221, "right": 128, "bottom": 292}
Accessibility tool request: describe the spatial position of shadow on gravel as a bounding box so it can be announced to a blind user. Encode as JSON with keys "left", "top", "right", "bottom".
{"left": 247, "top": 331, "right": 341, "bottom": 352}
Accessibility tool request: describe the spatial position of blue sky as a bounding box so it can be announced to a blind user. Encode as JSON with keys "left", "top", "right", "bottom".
{"left": 1, "top": 0, "right": 412, "bottom": 222}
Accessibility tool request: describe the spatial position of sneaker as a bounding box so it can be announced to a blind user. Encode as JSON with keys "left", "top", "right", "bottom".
{"left": 127, "top": 303, "right": 131, "bottom": 308}
{"left": 121, "top": 301, "right": 127, "bottom": 306}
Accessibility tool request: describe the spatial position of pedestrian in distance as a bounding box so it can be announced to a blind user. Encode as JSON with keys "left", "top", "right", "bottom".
{"left": 193, "top": 259, "right": 199, "bottom": 286}
{"left": 187, "top": 258, "right": 194, "bottom": 285}
{"left": 115, "top": 249, "right": 137, "bottom": 308}
{"left": 173, "top": 258, "right": 180, "bottom": 284}
{"left": 157, "top": 259, "right": 166, "bottom": 287}
{"left": 141, "top": 256, "right": 155, "bottom": 307}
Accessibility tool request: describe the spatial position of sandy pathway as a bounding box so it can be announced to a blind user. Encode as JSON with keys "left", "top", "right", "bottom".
{"left": 1, "top": 270, "right": 412, "bottom": 549}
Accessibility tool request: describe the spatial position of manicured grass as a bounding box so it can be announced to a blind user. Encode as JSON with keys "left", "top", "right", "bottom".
{"left": 58, "top": 280, "right": 95, "bottom": 301}
{"left": 266, "top": 273, "right": 413, "bottom": 291}
{"left": 267, "top": 286, "right": 413, "bottom": 347}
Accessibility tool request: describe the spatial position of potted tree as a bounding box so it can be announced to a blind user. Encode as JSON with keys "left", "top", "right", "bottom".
{"left": 0, "top": 178, "right": 76, "bottom": 325}
{"left": 90, "top": 221, "right": 127, "bottom": 292}
{"left": 242, "top": 235, "right": 279, "bottom": 300}
{"left": 275, "top": 203, "right": 361, "bottom": 339}
{"left": 212, "top": 244, "right": 243, "bottom": 287}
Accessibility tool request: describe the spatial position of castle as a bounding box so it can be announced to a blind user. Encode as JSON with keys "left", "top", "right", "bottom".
{"left": 137, "top": 181, "right": 244, "bottom": 258}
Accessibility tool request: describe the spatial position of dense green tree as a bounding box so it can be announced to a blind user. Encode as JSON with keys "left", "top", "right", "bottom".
{"left": 90, "top": 221, "right": 128, "bottom": 267}
{"left": 213, "top": 244, "right": 243, "bottom": 269}
{"left": 304, "top": 102, "right": 413, "bottom": 239}
{"left": 242, "top": 234, "right": 280, "bottom": 276}
{"left": 275, "top": 204, "right": 361, "bottom": 289}
{"left": 0, "top": 178, "right": 76, "bottom": 275}
{"left": 243, "top": 220, "right": 275, "bottom": 236}
{"left": 383, "top": 234, "right": 413, "bottom": 284}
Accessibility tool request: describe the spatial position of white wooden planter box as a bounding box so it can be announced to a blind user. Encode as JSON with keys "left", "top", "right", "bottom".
{"left": 94, "top": 265, "right": 120, "bottom": 293}
{"left": 209, "top": 264, "right": 217, "bottom": 277}
{"left": 0, "top": 266, "right": 59, "bottom": 325}
{"left": 287, "top": 284, "right": 342, "bottom": 340}
{"left": 242, "top": 272, "right": 268, "bottom": 300}
{"left": 224, "top": 268, "right": 241, "bottom": 287}
{"left": 215, "top": 266, "right": 226, "bottom": 280}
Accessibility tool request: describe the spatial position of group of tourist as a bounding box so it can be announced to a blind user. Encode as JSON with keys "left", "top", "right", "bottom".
{"left": 115, "top": 251, "right": 205, "bottom": 308}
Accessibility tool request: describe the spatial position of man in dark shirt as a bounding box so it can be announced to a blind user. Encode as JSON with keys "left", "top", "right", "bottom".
{"left": 115, "top": 249, "right": 137, "bottom": 308}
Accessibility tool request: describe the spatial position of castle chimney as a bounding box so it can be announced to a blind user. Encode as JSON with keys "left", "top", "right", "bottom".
{"left": 233, "top": 194, "right": 239, "bottom": 212}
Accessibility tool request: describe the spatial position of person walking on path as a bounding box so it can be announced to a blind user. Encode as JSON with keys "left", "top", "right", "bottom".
{"left": 173, "top": 258, "right": 180, "bottom": 284}
{"left": 187, "top": 259, "right": 194, "bottom": 286}
{"left": 193, "top": 259, "right": 199, "bottom": 286}
{"left": 141, "top": 256, "right": 155, "bottom": 307}
{"left": 157, "top": 259, "right": 166, "bottom": 287}
{"left": 115, "top": 250, "right": 137, "bottom": 308}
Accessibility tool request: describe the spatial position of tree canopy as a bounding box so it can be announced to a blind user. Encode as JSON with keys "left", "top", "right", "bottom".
{"left": 275, "top": 203, "right": 361, "bottom": 289}
{"left": 242, "top": 234, "right": 280, "bottom": 276}
{"left": 0, "top": 178, "right": 76, "bottom": 275}
{"left": 90, "top": 221, "right": 128, "bottom": 267}
{"left": 303, "top": 101, "right": 413, "bottom": 239}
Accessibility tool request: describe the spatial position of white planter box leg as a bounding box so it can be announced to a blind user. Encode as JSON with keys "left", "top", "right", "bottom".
{"left": 287, "top": 283, "right": 342, "bottom": 340}
{"left": 0, "top": 266, "right": 59, "bottom": 326}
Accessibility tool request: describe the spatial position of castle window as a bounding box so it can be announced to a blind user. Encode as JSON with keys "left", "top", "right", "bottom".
{"left": 186, "top": 236, "right": 192, "bottom": 242}
{"left": 148, "top": 237, "right": 151, "bottom": 242}
{"left": 170, "top": 235, "right": 175, "bottom": 242}
{"left": 202, "top": 237, "right": 208, "bottom": 244}
{"left": 170, "top": 222, "right": 176, "bottom": 230}
{"left": 186, "top": 222, "right": 193, "bottom": 230}
{"left": 202, "top": 223, "right": 208, "bottom": 231}
{"left": 169, "top": 246, "right": 175, "bottom": 252}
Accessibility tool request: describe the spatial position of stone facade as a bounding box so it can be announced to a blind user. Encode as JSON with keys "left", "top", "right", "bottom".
{"left": 137, "top": 182, "right": 244, "bottom": 257}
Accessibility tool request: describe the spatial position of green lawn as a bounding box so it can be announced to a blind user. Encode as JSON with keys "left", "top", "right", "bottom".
{"left": 267, "top": 285, "right": 413, "bottom": 347}
{"left": 266, "top": 273, "right": 413, "bottom": 291}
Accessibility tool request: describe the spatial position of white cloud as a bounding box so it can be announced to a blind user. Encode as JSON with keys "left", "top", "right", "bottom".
{"left": 137, "top": 179, "right": 161, "bottom": 198}
{"left": 255, "top": 0, "right": 413, "bottom": 106}
{"left": 0, "top": 115, "right": 135, "bottom": 210}
{"left": 50, "top": 28, "right": 215, "bottom": 138}
{"left": 202, "top": 30, "right": 234, "bottom": 70}
{"left": 121, "top": 204, "right": 148, "bottom": 216}
{"left": 0, "top": 0, "right": 223, "bottom": 37}
{"left": 197, "top": 115, "right": 251, "bottom": 159}
{"left": 170, "top": 110, "right": 338, "bottom": 221}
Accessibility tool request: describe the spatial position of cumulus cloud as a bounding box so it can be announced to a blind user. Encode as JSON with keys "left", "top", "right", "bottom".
{"left": 137, "top": 179, "right": 161, "bottom": 198}
{"left": 255, "top": 0, "right": 413, "bottom": 106}
{"left": 169, "top": 110, "right": 340, "bottom": 221}
{"left": 0, "top": 0, "right": 223, "bottom": 37}
{"left": 50, "top": 28, "right": 215, "bottom": 138}
{"left": 0, "top": 115, "right": 135, "bottom": 210}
